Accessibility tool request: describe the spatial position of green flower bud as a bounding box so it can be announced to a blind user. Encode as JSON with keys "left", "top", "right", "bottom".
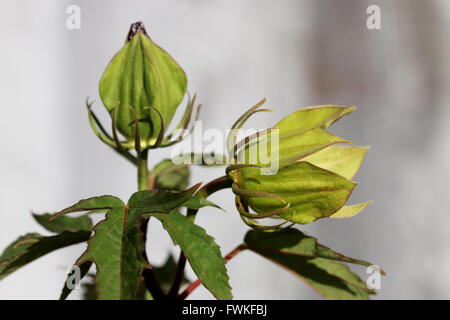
{"left": 228, "top": 104, "right": 371, "bottom": 229}
{"left": 99, "top": 22, "right": 187, "bottom": 149}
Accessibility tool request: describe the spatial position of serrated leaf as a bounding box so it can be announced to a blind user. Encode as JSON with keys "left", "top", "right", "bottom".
{"left": 53, "top": 185, "right": 199, "bottom": 299}
{"left": 0, "top": 232, "right": 91, "bottom": 280}
{"left": 244, "top": 229, "right": 380, "bottom": 299}
{"left": 99, "top": 26, "right": 187, "bottom": 142}
{"left": 148, "top": 210, "right": 232, "bottom": 300}
{"left": 329, "top": 201, "right": 372, "bottom": 219}
{"left": 33, "top": 213, "right": 93, "bottom": 233}
{"left": 239, "top": 161, "right": 356, "bottom": 224}
{"left": 302, "top": 145, "right": 369, "bottom": 180}
{"left": 151, "top": 159, "right": 190, "bottom": 191}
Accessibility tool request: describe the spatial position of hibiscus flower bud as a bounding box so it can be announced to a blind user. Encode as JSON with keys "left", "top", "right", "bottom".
{"left": 227, "top": 104, "right": 371, "bottom": 229}
{"left": 95, "top": 21, "right": 188, "bottom": 150}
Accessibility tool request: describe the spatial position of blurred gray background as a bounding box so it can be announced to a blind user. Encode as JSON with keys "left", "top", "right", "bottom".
{"left": 1, "top": 0, "right": 449, "bottom": 299}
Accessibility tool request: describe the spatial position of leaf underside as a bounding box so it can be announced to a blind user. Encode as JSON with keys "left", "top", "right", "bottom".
{"left": 244, "top": 228, "right": 380, "bottom": 300}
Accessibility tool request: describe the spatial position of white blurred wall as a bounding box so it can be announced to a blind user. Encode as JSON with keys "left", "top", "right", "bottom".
{"left": 0, "top": 0, "right": 449, "bottom": 299}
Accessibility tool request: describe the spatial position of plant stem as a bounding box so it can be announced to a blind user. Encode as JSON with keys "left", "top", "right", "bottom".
{"left": 178, "top": 244, "right": 248, "bottom": 300}
{"left": 167, "top": 251, "right": 187, "bottom": 298}
{"left": 168, "top": 175, "right": 233, "bottom": 298}
{"left": 137, "top": 150, "right": 149, "bottom": 191}
{"left": 142, "top": 268, "right": 165, "bottom": 300}
{"left": 136, "top": 149, "right": 165, "bottom": 299}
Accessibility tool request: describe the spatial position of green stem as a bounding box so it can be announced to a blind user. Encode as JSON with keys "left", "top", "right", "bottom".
{"left": 137, "top": 150, "right": 165, "bottom": 299}
{"left": 168, "top": 175, "right": 233, "bottom": 298}
{"left": 137, "top": 150, "right": 149, "bottom": 191}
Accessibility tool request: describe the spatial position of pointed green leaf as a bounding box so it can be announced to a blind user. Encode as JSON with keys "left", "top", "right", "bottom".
{"left": 151, "top": 159, "right": 190, "bottom": 191}
{"left": 148, "top": 210, "right": 232, "bottom": 300}
{"left": 0, "top": 232, "right": 91, "bottom": 280}
{"left": 33, "top": 213, "right": 93, "bottom": 233}
{"left": 245, "top": 228, "right": 377, "bottom": 268}
{"left": 244, "top": 229, "right": 380, "bottom": 299}
{"left": 51, "top": 195, "right": 124, "bottom": 219}
{"left": 329, "top": 201, "right": 372, "bottom": 219}
{"left": 99, "top": 26, "right": 187, "bottom": 142}
{"left": 239, "top": 161, "right": 356, "bottom": 224}
{"left": 183, "top": 195, "right": 223, "bottom": 211}
{"left": 302, "top": 145, "right": 369, "bottom": 180}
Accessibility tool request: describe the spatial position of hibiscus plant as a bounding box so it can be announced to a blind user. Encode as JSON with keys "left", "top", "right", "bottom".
{"left": 0, "top": 22, "right": 383, "bottom": 300}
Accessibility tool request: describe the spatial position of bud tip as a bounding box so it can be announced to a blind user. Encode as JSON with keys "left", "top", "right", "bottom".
{"left": 127, "top": 21, "right": 148, "bottom": 41}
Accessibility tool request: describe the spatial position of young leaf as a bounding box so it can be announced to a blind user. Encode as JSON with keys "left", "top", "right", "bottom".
{"left": 99, "top": 22, "right": 187, "bottom": 143}
{"left": 151, "top": 159, "right": 190, "bottom": 191}
{"left": 183, "top": 195, "right": 223, "bottom": 211}
{"left": 127, "top": 183, "right": 201, "bottom": 214}
{"left": 244, "top": 229, "right": 381, "bottom": 299}
{"left": 0, "top": 232, "right": 91, "bottom": 280}
{"left": 33, "top": 213, "right": 93, "bottom": 233}
{"left": 52, "top": 186, "right": 199, "bottom": 299}
{"left": 148, "top": 210, "right": 232, "bottom": 300}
